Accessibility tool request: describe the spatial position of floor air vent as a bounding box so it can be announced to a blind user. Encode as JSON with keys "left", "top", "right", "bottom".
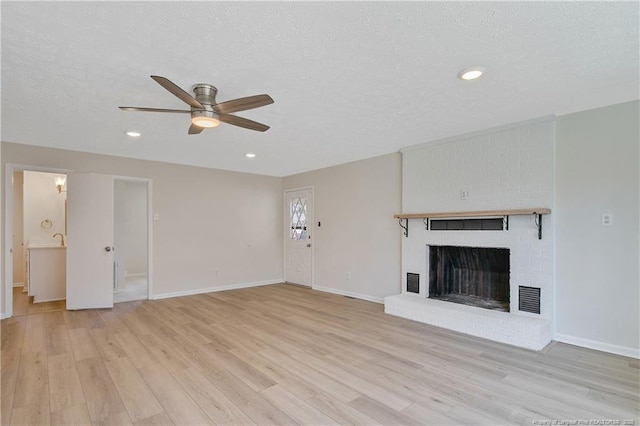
{"left": 407, "top": 273, "right": 419, "bottom": 293}
{"left": 519, "top": 286, "right": 541, "bottom": 314}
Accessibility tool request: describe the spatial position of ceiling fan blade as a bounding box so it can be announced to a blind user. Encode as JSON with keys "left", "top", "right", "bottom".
{"left": 150, "top": 75, "right": 204, "bottom": 109}
{"left": 188, "top": 124, "right": 204, "bottom": 135}
{"left": 218, "top": 113, "right": 270, "bottom": 132}
{"left": 214, "top": 94, "right": 274, "bottom": 114}
{"left": 119, "top": 106, "right": 190, "bottom": 113}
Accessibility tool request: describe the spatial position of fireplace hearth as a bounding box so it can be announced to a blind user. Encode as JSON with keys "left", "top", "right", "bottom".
{"left": 428, "top": 245, "right": 510, "bottom": 312}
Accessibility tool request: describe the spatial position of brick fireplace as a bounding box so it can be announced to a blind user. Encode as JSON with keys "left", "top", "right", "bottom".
{"left": 385, "top": 117, "right": 555, "bottom": 350}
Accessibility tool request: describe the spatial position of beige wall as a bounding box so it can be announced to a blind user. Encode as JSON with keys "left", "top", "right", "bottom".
{"left": 1, "top": 142, "right": 284, "bottom": 307}
{"left": 555, "top": 100, "right": 639, "bottom": 355}
{"left": 114, "top": 179, "right": 148, "bottom": 277}
{"left": 284, "top": 153, "right": 402, "bottom": 301}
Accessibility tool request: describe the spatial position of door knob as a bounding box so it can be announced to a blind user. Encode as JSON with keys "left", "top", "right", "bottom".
{"left": 105, "top": 246, "right": 112, "bottom": 252}
{"left": 306, "top": 243, "right": 311, "bottom": 248}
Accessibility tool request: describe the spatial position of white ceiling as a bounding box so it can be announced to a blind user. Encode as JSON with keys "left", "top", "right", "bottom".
{"left": 2, "top": 2, "right": 638, "bottom": 177}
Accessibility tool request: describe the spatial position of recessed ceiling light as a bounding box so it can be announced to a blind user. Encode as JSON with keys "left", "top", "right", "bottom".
{"left": 458, "top": 67, "right": 485, "bottom": 81}
{"left": 126, "top": 131, "right": 142, "bottom": 137}
{"left": 245, "top": 153, "right": 256, "bottom": 158}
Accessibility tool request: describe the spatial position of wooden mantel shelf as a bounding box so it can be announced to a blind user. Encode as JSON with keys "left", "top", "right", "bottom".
{"left": 394, "top": 208, "right": 551, "bottom": 220}
{"left": 394, "top": 208, "right": 551, "bottom": 239}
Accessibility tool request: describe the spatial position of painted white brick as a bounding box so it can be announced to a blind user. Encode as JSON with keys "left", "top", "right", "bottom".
{"left": 394, "top": 118, "right": 555, "bottom": 349}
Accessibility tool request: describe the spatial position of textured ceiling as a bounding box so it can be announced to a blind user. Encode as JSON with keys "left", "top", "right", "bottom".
{"left": 2, "top": 2, "right": 638, "bottom": 177}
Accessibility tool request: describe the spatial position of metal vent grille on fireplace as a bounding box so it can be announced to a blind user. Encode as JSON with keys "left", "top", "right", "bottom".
{"left": 519, "top": 286, "right": 541, "bottom": 314}
{"left": 407, "top": 273, "right": 419, "bottom": 293}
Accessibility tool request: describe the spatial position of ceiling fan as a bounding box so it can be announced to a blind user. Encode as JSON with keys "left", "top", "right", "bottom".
{"left": 119, "top": 75, "right": 274, "bottom": 134}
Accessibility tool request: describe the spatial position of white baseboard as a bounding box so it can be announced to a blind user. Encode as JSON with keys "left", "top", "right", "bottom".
{"left": 34, "top": 297, "right": 65, "bottom": 304}
{"left": 0, "top": 313, "right": 10, "bottom": 320}
{"left": 554, "top": 333, "right": 640, "bottom": 359}
{"left": 151, "top": 279, "right": 283, "bottom": 300}
{"left": 312, "top": 285, "right": 384, "bottom": 304}
{"left": 13, "top": 282, "right": 24, "bottom": 288}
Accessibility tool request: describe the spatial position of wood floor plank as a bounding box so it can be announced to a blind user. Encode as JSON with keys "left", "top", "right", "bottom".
{"left": 113, "top": 331, "right": 159, "bottom": 369}
{"left": 9, "top": 402, "right": 51, "bottom": 426}
{"left": 1, "top": 315, "right": 26, "bottom": 351}
{"left": 304, "top": 391, "right": 383, "bottom": 425}
{"left": 138, "top": 364, "right": 213, "bottom": 425}
{"left": 204, "top": 370, "right": 297, "bottom": 425}
{"left": 50, "top": 403, "right": 92, "bottom": 426}
{"left": 290, "top": 349, "right": 413, "bottom": 411}
{"left": 103, "top": 357, "right": 164, "bottom": 422}
{"left": 348, "top": 394, "right": 423, "bottom": 425}
{"left": 133, "top": 411, "right": 174, "bottom": 426}
{"left": 174, "top": 367, "right": 256, "bottom": 425}
{"left": 75, "top": 356, "right": 128, "bottom": 423}
{"left": 67, "top": 327, "right": 100, "bottom": 361}
{"left": 89, "top": 327, "right": 128, "bottom": 360}
{"left": 261, "top": 384, "right": 339, "bottom": 425}
{"left": 3, "top": 283, "right": 639, "bottom": 425}
{"left": 13, "top": 351, "right": 49, "bottom": 408}
{"left": 48, "top": 353, "right": 86, "bottom": 412}
{"left": 259, "top": 348, "right": 362, "bottom": 403}
{"left": 1, "top": 349, "right": 22, "bottom": 426}
{"left": 45, "top": 324, "right": 72, "bottom": 356}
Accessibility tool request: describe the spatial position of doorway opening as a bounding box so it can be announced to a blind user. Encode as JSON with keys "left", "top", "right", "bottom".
{"left": 4, "top": 165, "right": 153, "bottom": 318}
{"left": 113, "top": 178, "right": 149, "bottom": 303}
{"left": 4, "top": 165, "right": 71, "bottom": 318}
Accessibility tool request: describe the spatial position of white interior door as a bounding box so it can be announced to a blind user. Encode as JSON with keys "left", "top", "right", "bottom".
{"left": 285, "top": 188, "right": 313, "bottom": 286}
{"left": 66, "top": 173, "right": 114, "bottom": 310}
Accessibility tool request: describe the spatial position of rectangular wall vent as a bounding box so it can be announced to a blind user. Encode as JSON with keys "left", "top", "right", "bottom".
{"left": 519, "top": 286, "right": 541, "bottom": 314}
{"left": 407, "top": 273, "right": 419, "bottom": 293}
{"left": 430, "top": 218, "right": 504, "bottom": 231}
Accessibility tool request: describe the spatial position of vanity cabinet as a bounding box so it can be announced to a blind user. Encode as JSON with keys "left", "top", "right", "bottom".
{"left": 26, "top": 247, "right": 66, "bottom": 303}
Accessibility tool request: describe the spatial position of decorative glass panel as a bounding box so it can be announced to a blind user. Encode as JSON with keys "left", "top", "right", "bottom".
{"left": 290, "top": 197, "right": 307, "bottom": 240}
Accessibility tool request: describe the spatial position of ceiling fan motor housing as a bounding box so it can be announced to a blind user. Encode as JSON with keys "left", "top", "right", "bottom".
{"left": 192, "top": 83, "right": 218, "bottom": 109}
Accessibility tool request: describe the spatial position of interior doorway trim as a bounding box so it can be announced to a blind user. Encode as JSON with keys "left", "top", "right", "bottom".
{"left": 112, "top": 175, "right": 154, "bottom": 301}
{"left": 3, "top": 163, "right": 72, "bottom": 318}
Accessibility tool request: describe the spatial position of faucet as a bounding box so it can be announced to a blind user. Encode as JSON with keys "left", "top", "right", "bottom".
{"left": 53, "top": 233, "right": 65, "bottom": 247}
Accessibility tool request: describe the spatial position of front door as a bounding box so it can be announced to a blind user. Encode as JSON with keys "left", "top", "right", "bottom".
{"left": 66, "top": 173, "right": 115, "bottom": 310}
{"left": 285, "top": 188, "right": 313, "bottom": 286}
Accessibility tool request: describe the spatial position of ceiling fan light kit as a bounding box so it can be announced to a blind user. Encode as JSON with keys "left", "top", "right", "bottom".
{"left": 119, "top": 75, "right": 273, "bottom": 134}
{"left": 191, "top": 110, "right": 220, "bottom": 128}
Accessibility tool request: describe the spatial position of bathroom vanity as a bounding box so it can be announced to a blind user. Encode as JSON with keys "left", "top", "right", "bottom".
{"left": 26, "top": 246, "right": 66, "bottom": 303}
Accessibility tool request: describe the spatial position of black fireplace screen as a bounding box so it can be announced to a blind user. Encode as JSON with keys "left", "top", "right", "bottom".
{"left": 428, "top": 245, "right": 510, "bottom": 311}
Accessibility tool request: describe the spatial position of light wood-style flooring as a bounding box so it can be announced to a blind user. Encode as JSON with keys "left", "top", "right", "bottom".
{"left": 2, "top": 284, "right": 639, "bottom": 425}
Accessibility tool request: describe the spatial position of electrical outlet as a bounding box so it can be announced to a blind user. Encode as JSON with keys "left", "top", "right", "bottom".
{"left": 601, "top": 213, "right": 613, "bottom": 226}
{"left": 153, "top": 212, "right": 160, "bottom": 221}
{"left": 460, "top": 190, "right": 470, "bottom": 200}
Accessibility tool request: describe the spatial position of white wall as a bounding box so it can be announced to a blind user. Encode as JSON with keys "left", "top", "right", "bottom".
{"left": 12, "top": 172, "right": 24, "bottom": 284}
{"left": 402, "top": 117, "right": 555, "bottom": 213}
{"left": 23, "top": 171, "right": 67, "bottom": 245}
{"left": 1, "top": 142, "right": 283, "bottom": 310}
{"left": 555, "top": 100, "right": 639, "bottom": 357}
{"left": 283, "top": 153, "right": 402, "bottom": 302}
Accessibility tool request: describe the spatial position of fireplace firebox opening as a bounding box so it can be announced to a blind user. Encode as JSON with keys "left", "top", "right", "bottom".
{"left": 428, "top": 245, "right": 510, "bottom": 312}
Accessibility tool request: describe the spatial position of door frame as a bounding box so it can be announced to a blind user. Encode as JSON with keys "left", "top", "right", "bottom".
{"left": 112, "top": 175, "right": 154, "bottom": 301}
{"left": 3, "top": 163, "right": 72, "bottom": 318}
{"left": 283, "top": 186, "right": 314, "bottom": 287}
{"left": 2, "top": 165, "right": 154, "bottom": 318}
